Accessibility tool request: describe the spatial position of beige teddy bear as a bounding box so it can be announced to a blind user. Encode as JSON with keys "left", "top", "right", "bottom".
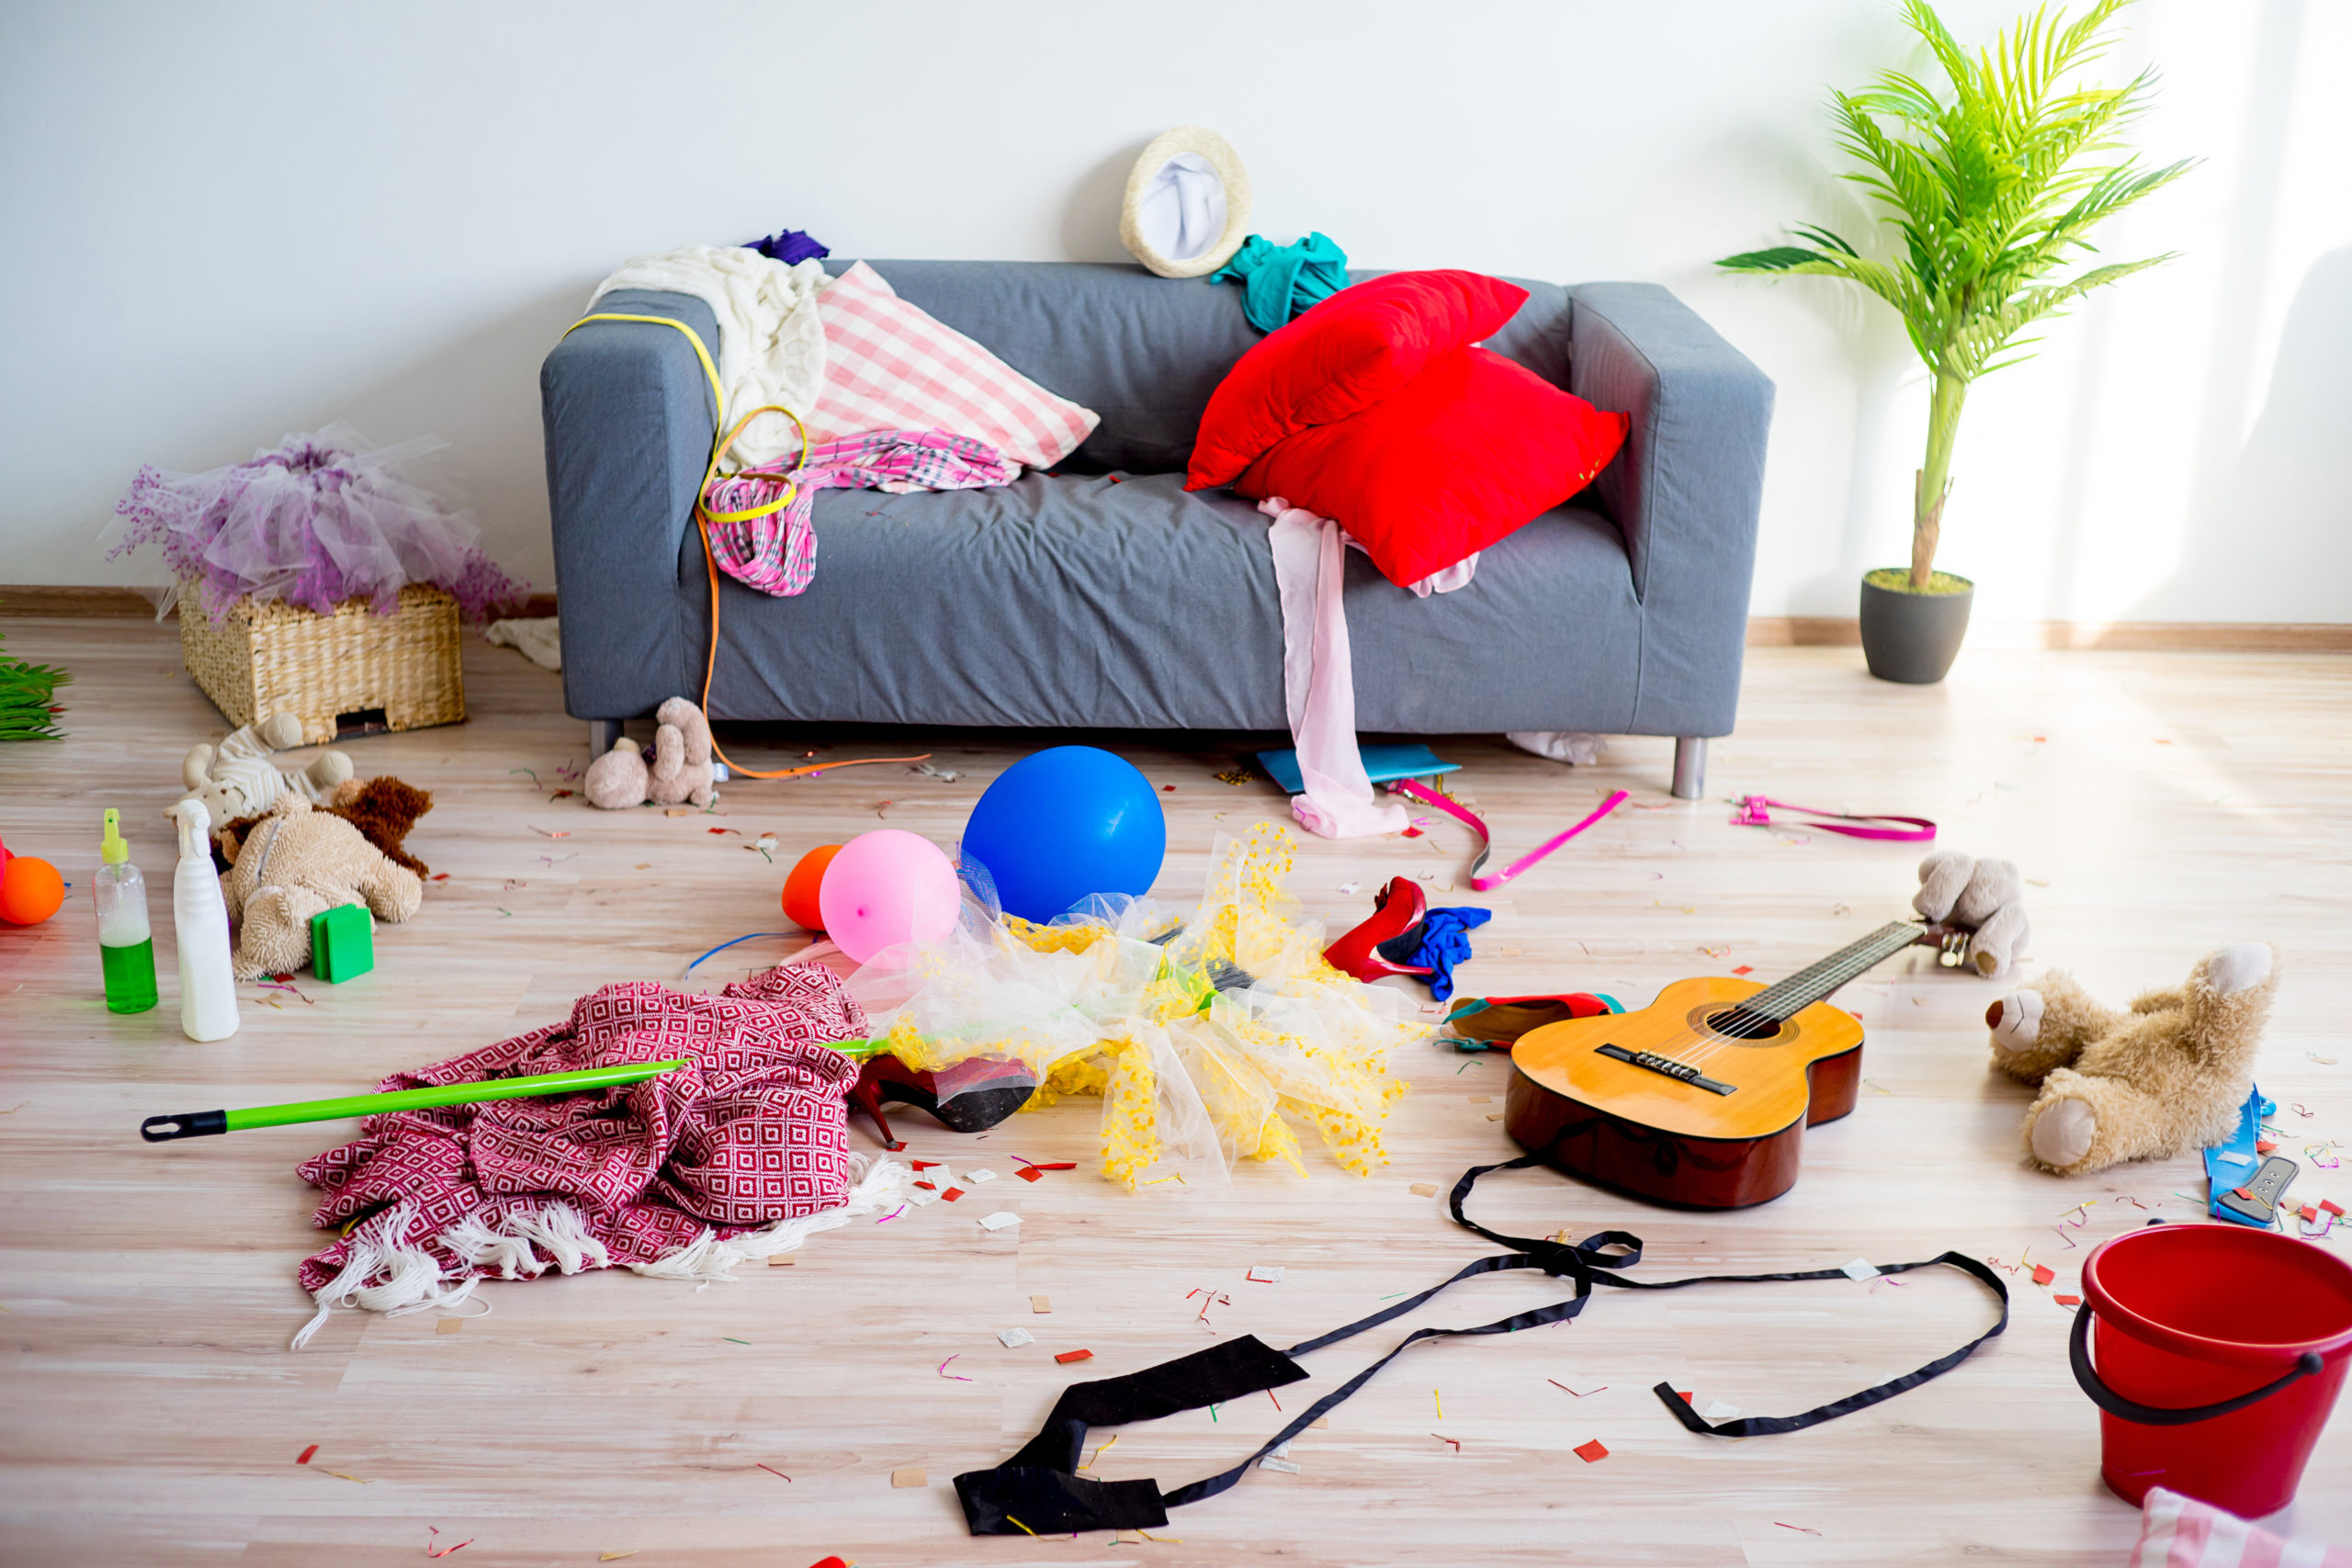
{"left": 583, "top": 698, "right": 718, "bottom": 809}
{"left": 1913, "top": 850, "right": 2029, "bottom": 978}
{"left": 183, "top": 714, "right": 353, "bottom": 827}
{"left": 220, "top": 793, "right": 423, "bottom": 980}
{"left": 1985, "top": 942, "right": 2277, "bottom": 1176}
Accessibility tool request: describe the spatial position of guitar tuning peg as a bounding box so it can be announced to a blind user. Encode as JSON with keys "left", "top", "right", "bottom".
{"left": 1939, "top": 931, "right": 1967, "bottom": 967}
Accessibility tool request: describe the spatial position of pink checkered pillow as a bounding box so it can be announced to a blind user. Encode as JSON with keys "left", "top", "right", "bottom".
{"left": 811, "top": 262, "right": 1099, "bottom": 469}
{"left": 2132, "top": 1488, "right": 2352, "bottom": 1567}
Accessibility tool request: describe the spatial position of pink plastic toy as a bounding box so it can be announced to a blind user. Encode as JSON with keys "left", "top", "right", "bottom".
{"left": 818, "top": 829, "right": 961, "bottom": 963}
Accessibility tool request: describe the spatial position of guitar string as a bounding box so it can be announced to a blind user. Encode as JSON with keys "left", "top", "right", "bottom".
{"left": 1660, "top": 924, "right": 1922, "bottom": 1074}
{"left": 1674, "top": 925, "right": 1919, "bottom": 1071}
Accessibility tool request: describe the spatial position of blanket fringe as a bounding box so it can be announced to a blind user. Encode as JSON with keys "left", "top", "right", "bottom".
{"left": 290, "top": 1201, "right": 481, "bottom": 1350}
{"left": 631, "top": 1154, "right": 910, "bottom": 1285}
{"left": 290, "top": 1158, "right": 910, "bottom": 1346}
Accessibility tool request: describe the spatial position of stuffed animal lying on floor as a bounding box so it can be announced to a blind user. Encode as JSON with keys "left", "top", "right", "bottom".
{"left": 220, "top": 775, "right": 435, "bottom": 876}
{"left": 1984, "top": 942, "right": 2278, "bottom": 1176}
{"left": 220, "top": 794, "right": 424, "bottom": 980}
{"left": 1913, "top": 850, "right": 2030, "bottom": 978}
{"left": 183, "top": 714, "right": 352, "bottom": 822}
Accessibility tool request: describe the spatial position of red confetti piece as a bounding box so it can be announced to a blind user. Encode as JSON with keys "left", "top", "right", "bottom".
{"left": 2256, "top": 1140, "right": 2278, "bottom": 1155}
{"left": 1017, "top": 1168, "right": 1043, "bottom": 1182}
{"left": 941, "top": 1187, "right": 964, "bottom": 1201}
{"left": 2232, "top": 1187, "right": 2254, "bottom": 1201}
{"left": 1056, "top": 1349, "right": 1094, "bottom": 1364}
{"left": 1676, "top": 1391, "right": 1692, "bottom": 1404}
{"left": 913, "top": 1180, "right": 935, "bottom": 1190}
{"left": 2324, "top": 1200, "right": 2346, "bottom": 1217}
{"left": 2031, "top": 1264, "right": 2055, "bottom": 1286}
{"left": 425, "top": 1527, "right": 473, "bottom": 1557}
{"left": 1775, "top": 1522, "right": 1822, "bottom": 1534}
{"left": 1268, "top": 1390, "right": 1281, "bottom": 1412}
{"left": 910, "top": 1159, "right": 941, "bottom": 1169}
{"left": 1401, "top": 826, "right": 1424, "bottom": 838}
{"left": 2301, "top": 1204, "right": 2319, "bottom": 1222}
{"left": 549, "top": 789, "right": 574, "bottom": 800}
{"left": 1161, "top": 784, "right": 1175, "bottom": 793}
{"left": 1432, "top": 1433, "right": 1459, "bottom": 1450}
{"left": 757, "top": 1463, "right": 791, "bottom": 1482}
{"left": 1731, "top": 965, "right": 1754, "bottom": 976}
{"left": 1574, "top": 1439, "right": 1610, "bottom": 1462}
{"left": 2054, "top": 1294, "right": 2082, "bottom": 1306}
{"left": 431, "top": 873, "right": 449, "bottom": 880}
{"left": 295, "top": 1444, "right": 318, "bottom": 1465}
{"left": 707, "top": 827, "right": 729, "bottom": 835}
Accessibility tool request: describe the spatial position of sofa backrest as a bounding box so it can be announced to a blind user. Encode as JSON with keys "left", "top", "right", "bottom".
{"left": 828, "top": 259, "right": 1573, "bottom": 476}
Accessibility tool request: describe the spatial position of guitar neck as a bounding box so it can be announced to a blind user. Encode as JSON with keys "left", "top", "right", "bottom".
{"left": 1746, "top": 921, "right": 1923, "bottom": 1020}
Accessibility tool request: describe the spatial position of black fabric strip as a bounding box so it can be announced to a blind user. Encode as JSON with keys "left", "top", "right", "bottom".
{"left": 953, "top": 1153, "right": 2010, "bottom": 1535}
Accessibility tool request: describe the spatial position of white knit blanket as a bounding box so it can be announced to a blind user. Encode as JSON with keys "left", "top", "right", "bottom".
{"left": 589, "top": 245, "right": 828, "bottom": 468}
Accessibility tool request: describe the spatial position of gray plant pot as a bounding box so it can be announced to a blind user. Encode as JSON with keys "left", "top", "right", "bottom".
{"left": 1859, "top": 572, "right": 1974, "bottom": 684}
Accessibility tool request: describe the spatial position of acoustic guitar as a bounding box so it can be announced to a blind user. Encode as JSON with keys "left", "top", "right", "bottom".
{"left": 1503, "top": 919, "right": 1955, "bottom": 1209}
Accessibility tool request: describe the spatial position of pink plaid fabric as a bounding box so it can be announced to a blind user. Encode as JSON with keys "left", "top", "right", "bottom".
{"left": 295, "top": 964, "right": 865, "bottom": 1294}
{"left": 702, "top": 427, "right": 1015, "bottom": 596}
{"left": 811, "top": 261, "right": 1099, "bottom": 468}
{"left": 2131, "top": 1487, "right": 2352, "bottom": 1567}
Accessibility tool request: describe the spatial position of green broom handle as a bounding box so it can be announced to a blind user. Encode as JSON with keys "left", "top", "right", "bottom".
{"left": 139, "top": 1059, "right": 694, "bottom": 1142}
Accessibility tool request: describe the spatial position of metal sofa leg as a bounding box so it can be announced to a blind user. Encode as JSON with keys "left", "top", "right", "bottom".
{"left": 589, "top": 718, "right": 621, "bottom": 757}
{"left": 1671, "top": 737, "right": 1708, "bottom": 800}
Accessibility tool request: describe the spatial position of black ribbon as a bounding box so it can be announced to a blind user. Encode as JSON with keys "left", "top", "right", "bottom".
{"left": 953, "top": 1154, "right": 2010, "bottom": 1534}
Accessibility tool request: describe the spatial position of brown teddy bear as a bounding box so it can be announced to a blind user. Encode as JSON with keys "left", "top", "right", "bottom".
{"left": 1984, "top": 942, "right": 2278, "bottom": 1176}
{"left": 220, "top": 794, "right": 424, "bottom": 980}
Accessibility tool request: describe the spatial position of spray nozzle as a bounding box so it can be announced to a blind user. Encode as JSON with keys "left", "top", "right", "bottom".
{"left": 102, "top": 807, "right": 129, "bottom": 864}
{"left": 169, "top": 798, "right": 211, "bottom": 859}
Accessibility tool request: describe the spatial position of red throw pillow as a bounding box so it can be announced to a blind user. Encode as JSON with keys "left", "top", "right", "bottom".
{"left": 1235, "top": 345, "right": 1629, "bottom": 587}
{"left": 1186, "top": 269, "right": 1530, "bottom": 490}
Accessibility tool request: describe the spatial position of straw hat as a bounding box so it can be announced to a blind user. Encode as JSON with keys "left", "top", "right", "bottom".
{"left": 1119, "top": 126, "right": 1252, "bottom": 278}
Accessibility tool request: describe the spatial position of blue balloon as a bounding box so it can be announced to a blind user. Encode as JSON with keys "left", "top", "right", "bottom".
{"left": 961, "top": 746, "right": 1167, "bottom": 923}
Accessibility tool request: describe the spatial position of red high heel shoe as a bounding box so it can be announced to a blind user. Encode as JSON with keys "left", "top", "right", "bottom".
{"left": 848, "top": 1053, "right": 1039, "bottom": 1151}
{"left": 1323, "top": 875, "right": 1436, "bottom": 983}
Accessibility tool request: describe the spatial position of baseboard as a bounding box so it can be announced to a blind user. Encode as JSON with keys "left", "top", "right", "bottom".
{"left": 1747, "top": 616, "right": 2352, "bottom": 652}
{"left": 1, "top": 587, "right": 560, "bottom": 619}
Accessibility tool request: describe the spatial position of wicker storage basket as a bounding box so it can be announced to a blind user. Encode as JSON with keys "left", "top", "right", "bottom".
{"left": 179, "top": 583, "right": 465, "bottom": 744}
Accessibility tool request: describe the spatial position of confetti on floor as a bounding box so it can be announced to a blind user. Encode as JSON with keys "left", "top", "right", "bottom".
{"left": 940, "top": 1187, "right": 964, "bottom": 1201}
{"left": 1056, "top": 1348, "right": 1094, "bottom": 1364}
{"left": 1246, "top": 1267, "right": 1283, "bottom": 1283}
{"left": 1841, "top": 1258, "right": 1880, "bottom": 1280}
{"left": 1410, "top": 1183, "right": 1438, "bottom": 1197}
{"left": 757, "top": 1464, "right": 790, "bottom": 1481}
{"left": 998, "top": 1327, "right": 1035, "bottom": 1348}
{"left": 1261, "top": 1456, "right": 1302, "bottom": 1473}
{"left": 767, "top": 1254, "right": 796, "bottom": 1268}
{"left": 966, "top": 1168, "right": 997, "bottom": 1183}
{"left": 1573, "top": 1439, "right": 1610, "bottom": 1463}
{"left": 2032, "top": 1264, "right": 2056, "bottom": 1286}
{"left": 1549, "top": 1381, "right": 1605, "bottom": 1397}
{"left": 599, "top": 1553, "right": 639, "bottom": 1562}
{"left": 1702, "top": 1400, "right": 1739, "bottom": 1421}
{"left": 1775, "top": 1522, "right": 1823, "bottom": 1535}
{"left": 2054, "top": 1294, "right": 2083, "bottom": 1307}
{"left": 938, "top": 1355, "right": 972, "bottom": 1382}
{"left": 1732, "top": 964, "right": 1754, "bottom": 976}
{"left": 295, "top": 1444, "right": 318, "bottom": 1465}
{"left": 978, "top": 1211, "right": 1020, "bottom": 1231}
{"left": 322, "top": 1469, "right": 371, "bottom": 1484}
{"left": 891, "top": 1466, "right": 927, "bottom": 1488}
{"left": 425, "top": 1527, "right": 473, "bottom": 1557}
{"left": 1031, "top": 1294, "right": 1052, "bottom": 1314}
{"left": 436, "top": 1317, "right": 463, "bottom": 1335}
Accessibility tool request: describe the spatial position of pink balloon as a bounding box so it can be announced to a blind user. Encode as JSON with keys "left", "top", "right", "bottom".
{"left": 818, "top": 829, "right": 962, "bottom": 963}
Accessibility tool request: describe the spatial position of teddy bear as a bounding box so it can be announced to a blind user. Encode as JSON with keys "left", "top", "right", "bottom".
{"left": 220, "top": 775, "right": 435, "bottom": 876}
{"left": 1984, "top": 942, "right": 2278, "bottom": 1176}
{"left": 183, "top": 714, "right": 353, "bottom": 826}
{"left": 583, "top": 697, "right": 718, "bottom": 809}
{"left": 1912, "top": 850, "right": 2029, "bottom": 978}
{"left": 220, "top": 793, "right": 423, "bottom": 980}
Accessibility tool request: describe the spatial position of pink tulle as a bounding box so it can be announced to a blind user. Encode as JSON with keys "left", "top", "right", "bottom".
{"left": 108, "top": 422, "right": 527, "bottom": 624}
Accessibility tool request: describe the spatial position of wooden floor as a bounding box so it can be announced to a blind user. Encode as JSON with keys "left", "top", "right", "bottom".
{"left": 3, "top": 616, "right": 2348, "bottom": 1566}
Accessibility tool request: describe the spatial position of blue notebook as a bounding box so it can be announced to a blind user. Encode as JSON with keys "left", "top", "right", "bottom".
{"left": 1256, "top": 743, "right": 1458, "bottom": 796}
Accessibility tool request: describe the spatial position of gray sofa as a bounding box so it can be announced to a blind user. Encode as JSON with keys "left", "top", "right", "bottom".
{"left": 541, "top": 261, "right": 1772, "bottom": 797}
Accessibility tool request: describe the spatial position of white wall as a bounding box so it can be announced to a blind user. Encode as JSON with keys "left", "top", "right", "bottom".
{"left": 4, "top": 0, "right": 2345, "bottom": 624}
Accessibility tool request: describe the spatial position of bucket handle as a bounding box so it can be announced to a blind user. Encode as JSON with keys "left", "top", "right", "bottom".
{"left": 2071, "top": 1302, "right": 2325, "bottom": 1427}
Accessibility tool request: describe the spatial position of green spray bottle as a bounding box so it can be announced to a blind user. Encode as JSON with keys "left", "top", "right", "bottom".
{"left": 96, "top": 807, "right": 158, "bottom": 1014}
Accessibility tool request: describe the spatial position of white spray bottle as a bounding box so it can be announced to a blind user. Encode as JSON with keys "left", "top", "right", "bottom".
{"left": 168, "top": 799, "right": 240, "bottom": 1043}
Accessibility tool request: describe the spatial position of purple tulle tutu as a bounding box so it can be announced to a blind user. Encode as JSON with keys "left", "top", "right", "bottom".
{"left": 109, "top": 423, "right": 527, "bottom": 624}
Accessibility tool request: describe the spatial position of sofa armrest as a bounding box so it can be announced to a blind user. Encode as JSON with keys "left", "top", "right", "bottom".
{"left": 1569, "top": 283, "right": 1773, "bottom": 737}
{"left": 539, "top": 288, "right": 721, "bottom": 722}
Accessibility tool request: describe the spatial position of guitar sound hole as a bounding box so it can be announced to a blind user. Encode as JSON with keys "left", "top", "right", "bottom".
{"left": 1705, "top": 1009, "right": 1782, "bottom": 1040}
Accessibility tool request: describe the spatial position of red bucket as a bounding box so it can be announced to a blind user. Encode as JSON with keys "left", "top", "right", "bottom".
{"left": 2075, "top": 1223, "right": 2352, "bottom": 1515}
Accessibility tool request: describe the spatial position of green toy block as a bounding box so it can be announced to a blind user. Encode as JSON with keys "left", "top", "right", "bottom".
{"left": 310, "top": 903, "right": 375, "bottom": 984}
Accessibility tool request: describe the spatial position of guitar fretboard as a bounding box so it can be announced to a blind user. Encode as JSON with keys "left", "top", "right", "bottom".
{"left": 1744, "top": 921, "right": 1922, "bottom": 1021}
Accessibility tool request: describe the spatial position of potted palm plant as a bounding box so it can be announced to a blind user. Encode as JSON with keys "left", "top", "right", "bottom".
{"left": 1721, "top": 0, "right": 2189, "bottom": 682}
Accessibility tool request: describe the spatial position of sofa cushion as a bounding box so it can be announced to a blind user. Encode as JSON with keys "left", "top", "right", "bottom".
{"left": 820, "top": 261, "right": 1577, "bottom": 478}
{"left": 1185, "top": 270, "right": 1530, "bottom": 490}
{"left": 691, "top": 470, "right": 1641, "bottom": 734}
{"left": 1237, "top": 346, "right": 1630, "bottom": 587}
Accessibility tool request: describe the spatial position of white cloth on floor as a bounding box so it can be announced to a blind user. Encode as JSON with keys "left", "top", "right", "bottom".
{"left": 1261, "top": 497, "right": 1409, "bottom": 840}
{"left": 1507, "top": 730, "right": 1604, "bottom": 765}
{"left": 589, "top": 245, "right": 828, "bottom": 468}
{"left": 484, "top": 616, "right": 561, "bottom": 671}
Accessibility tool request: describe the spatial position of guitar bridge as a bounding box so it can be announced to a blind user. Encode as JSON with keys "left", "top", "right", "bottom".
{"left": 1595, "top": 1044, "right": 1736, "bottom": 1096}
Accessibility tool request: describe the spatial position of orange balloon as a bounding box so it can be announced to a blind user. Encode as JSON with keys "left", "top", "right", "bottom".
{"left": 782, "top": 844, "right": 842, "bottom": 931}
{"left": 0, "top": 854, "right": 64, "bottom": 925}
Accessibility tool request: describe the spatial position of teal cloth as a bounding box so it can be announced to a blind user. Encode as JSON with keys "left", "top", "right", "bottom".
{"left": 1209, "top": 232, "right": 1349, "bottom": 332}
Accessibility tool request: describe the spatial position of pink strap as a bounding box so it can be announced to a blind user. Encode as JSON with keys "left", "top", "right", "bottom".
{"left": 1731, "top": 795, "right": 1936, "bottom": 842}
{"left": 1391, "top": 781, "right": 1629, "bottom": 891}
